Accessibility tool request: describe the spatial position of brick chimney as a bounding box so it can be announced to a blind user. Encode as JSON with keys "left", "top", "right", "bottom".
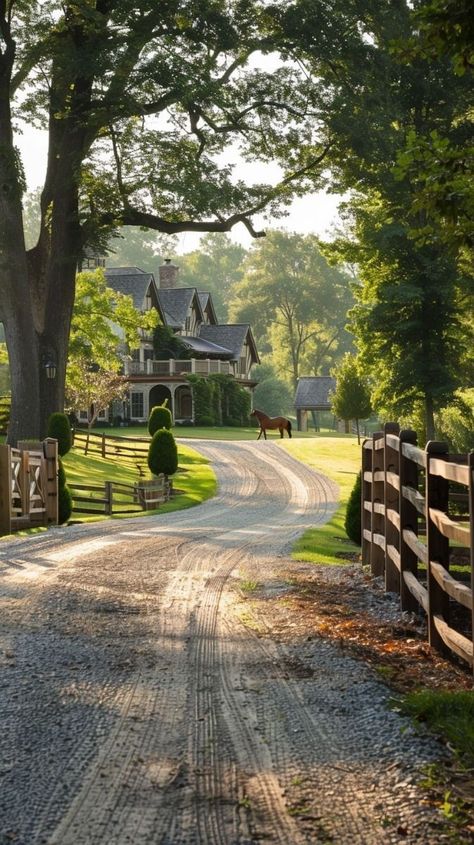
{"left": 158, "top": 258, "right": 179, "bottom": 289}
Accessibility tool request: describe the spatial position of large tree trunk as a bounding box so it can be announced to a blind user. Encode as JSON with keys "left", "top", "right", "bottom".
{"left": 1, "top": 39, "right": 89, "bottom": 443}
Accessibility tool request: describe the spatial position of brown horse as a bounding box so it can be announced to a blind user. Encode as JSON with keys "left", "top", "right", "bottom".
{"left": 251, "top": 408, "right": 292, "bottom": 440}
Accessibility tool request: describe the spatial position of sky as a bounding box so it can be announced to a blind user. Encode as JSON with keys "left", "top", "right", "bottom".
{"left": 17, "top": 126, "right": 343, "bottom": 253}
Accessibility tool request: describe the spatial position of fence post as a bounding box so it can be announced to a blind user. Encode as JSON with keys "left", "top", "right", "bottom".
{"left": 361, "top": 439, "right": 372, "bottom": 566}
{"left": 105, "top": 481, "right": 113, "bottom": 515}
{"left": 384, "top": 422, "right": 400, "bottom": 594}
{"left": 371, "top": 429, "right": 385, "bottom": 577}
{"left": 425, "top": 440, "right": 450, "bottom": 654}
{"left": 43, "top": 438, "right": 58, "bottom": 525}
{"left": 469, "top": 451, "right": 474, "bottom": 677}
{"left": 399, "top": 430, "right": 420, "bottom": 613}
{"left": 101, "top": 433, "right": 106, "bottom": 459}
{"left": 0, "top": 444, "right": 12, "bottom": 535}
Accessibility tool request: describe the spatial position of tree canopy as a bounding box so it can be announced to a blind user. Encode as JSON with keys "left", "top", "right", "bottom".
{"left": 229, "top": 231, "right": 354, "bottom": 389}
{"left": 1, "top": 0, "right": 332, "bottom": 443}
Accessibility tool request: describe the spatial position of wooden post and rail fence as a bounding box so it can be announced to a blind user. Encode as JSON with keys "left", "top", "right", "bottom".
{"left": 0, "top": 430, "right": 171, "bottom": 533}
{"left": 362, "top": 423, "right": 473, "bottom": 672}
{"left": 69, "top": 429, "right": 171, "bottom": 514}
{"left": 71, "top": 428, "right": 150, "bottom": 474}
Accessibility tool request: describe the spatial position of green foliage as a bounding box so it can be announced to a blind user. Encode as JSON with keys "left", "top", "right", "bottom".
{"left": 148, "top": 429, "right": 178, "bottom": 477}
{"left": 229, "top": 231, "right": 354, "bottom": 389}
{"left": 178, "top": 234, "right": 247, "bottom": 321}
{"left": 107, "top": 227, "right": 177, "bottom": 269}
{"left": 435, "top": 391, "right": 474, "bottom": 452}
{"left": 344, "top": 471, "right": 361, "bottom": 546}
{"left": 153, "top": 324, "right": 190, "bottom": 360}
{"left": 70, "top": 269, "right": 158, "bottom": 372}
{"left": 47, "top": 412, "right": 72, "bottom": 456}
{"left": 330, "top": 355, "right": 372, "bottom": 425}
{"left": 187, "top": 375, "right": 213, "bottom": 424}
{"left": 148, "top": 404, "right": 172, "bottom": 435}
{"left": 0, "top": 343, "right": 10, "bottom": 395}
{"left": 66, "top": 357, "right": 129, "bottom": 429}
{"left": 0, "top": 393, "right": 11, "bottom": 433}
{"left": 252, "top": 363, "right": 293, "bottom": 417}
{"left": 187, "top": 374, "right": 250, "bottom": 426}
{"left": 286, "top": 2, "right": 472, "bottom": 439}
{"left": 400, "top": 690, "right": 474, "bottom": 769}
{"left": 57, "top": 458, "right": 73, "bottom": 525}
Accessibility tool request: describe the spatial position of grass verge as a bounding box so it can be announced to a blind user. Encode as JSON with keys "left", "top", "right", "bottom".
{"left": 398, "top": 690, "right": 474, "bottom": 769}
{"left": 277, "top": 436, "right": 361, "bottom": 565}
{"left": 63, "top": 442, "right": 216, "bottom": 523}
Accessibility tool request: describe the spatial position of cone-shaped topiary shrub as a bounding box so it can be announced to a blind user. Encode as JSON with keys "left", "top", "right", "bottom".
{"left": 47, "top": 412, "right": 72, "bottom": 456}
{"left": 148, "top": 429, "right": 178, "bottom": 477}
{"left": 148, "top": 404, "right": 172, "bottom": 436}
{"left": 345, "top": 470, "right": 361, "bottom": 545}
{"left": 57, "top": 458, "right": 73, "bottom": 524}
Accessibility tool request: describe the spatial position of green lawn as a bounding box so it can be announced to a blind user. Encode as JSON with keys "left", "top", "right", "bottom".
{"left": 63, "top": 442, "right": 216, "bottom": 522}
{"left": 92, "top": 424, "right": 340, "bottom": 441}
{"left": 277, "top": 436, "right": 362, "bottom": 565}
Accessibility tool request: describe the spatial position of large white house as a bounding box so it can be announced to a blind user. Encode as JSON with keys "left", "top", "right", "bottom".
{"left": 102, "top": 259, "right": 259, "bottom": 424}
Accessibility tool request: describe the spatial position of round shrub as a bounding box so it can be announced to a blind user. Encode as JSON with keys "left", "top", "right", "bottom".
{"left": 195, "top": 414, "right": 213, "bottom": 426}
{"left": 345, "top": 470, "right": 361, "bottom": 545}
{"left": 148, "top": 429, "right": 178, "bottom": 477}
{"left": 148, "top": 405, "right": 172, "bottom": 436}
{"left": 47, "top": 412, "right": 72, "bottom": 456}
{"left": 57, "top": 458, "right": 73, "bottom": 524}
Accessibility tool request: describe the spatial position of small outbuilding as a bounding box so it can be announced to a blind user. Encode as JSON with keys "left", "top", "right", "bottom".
{"left": 294, "top": 376, "right": 336, "bottom": 432}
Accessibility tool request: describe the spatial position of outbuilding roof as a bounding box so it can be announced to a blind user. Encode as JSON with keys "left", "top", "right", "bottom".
{"left": 294, "top": 376, "right": 336, "bottom": 410}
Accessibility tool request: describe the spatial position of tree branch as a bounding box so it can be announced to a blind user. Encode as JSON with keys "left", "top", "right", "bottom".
{"left": 101, "top": 206, "right": 267, "bottom": 238}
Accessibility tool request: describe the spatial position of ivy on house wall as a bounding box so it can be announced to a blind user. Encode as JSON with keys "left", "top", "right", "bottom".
{"left": 187, "top": 374, "right": 251, "bottom": 426}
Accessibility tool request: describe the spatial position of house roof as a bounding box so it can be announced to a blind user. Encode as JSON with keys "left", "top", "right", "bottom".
{"left": 157, "top": 288, "right": 204, "bottom": 330}
{"left": 104, "top": 267, "right": 160, "bottom": 313}
{"left": 199, "top": 324, "right": 259, "bottom": 363}
{"left": 197, "top": 292, "right": 218, "bottom": 325}
{"left": 294, "top": 377, "right": 336, "bottom": 410}
{"left": 181, "top": 336, "right": 234, "bottom": 358}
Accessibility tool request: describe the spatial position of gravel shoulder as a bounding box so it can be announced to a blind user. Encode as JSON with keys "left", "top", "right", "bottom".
{"left": 0, "top": 439, "right": 469, "bottom": 844}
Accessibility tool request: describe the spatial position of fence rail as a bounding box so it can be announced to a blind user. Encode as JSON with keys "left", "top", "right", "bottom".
{"left": 72, "top": 428, "right": 150, "bottom": 475}
{"left": 362, "top": 423, "right": 473, "bottom": 672}
{"left": 70, "top": 477, "right": 171, "bottom": 515}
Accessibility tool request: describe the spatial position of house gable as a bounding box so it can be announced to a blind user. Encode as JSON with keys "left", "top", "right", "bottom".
{"left": 105, "top": 267, "right": 163, "bottom": 318}
{"left": 157, "top": 288, "right": 204, "bottom": 335}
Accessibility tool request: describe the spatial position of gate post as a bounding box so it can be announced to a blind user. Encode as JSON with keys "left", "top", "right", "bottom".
{"left": 0, "top": 444, "right": 12, "bottom": 535}
{"left": 43, "top": 438, "right": 59, "bottom": 525}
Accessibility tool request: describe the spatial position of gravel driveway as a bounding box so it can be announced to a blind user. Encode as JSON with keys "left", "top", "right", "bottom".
{"left": 0, "top": 440, "right": 449, "bottom": 844}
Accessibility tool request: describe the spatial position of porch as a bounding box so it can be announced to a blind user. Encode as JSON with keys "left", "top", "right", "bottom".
{"left": 124, "top": 358, "right": 236, "bottom": 378}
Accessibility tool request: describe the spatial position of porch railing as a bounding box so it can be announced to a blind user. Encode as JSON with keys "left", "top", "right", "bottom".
{"left": 124, "top": 358, "right": 233, "bottom": 377}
